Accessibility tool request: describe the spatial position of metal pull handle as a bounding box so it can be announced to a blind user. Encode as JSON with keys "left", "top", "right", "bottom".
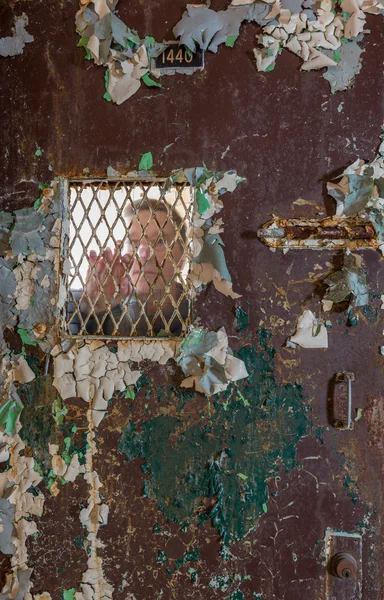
{"left": 333, "top": 372, "right": 355, "bottom": 430}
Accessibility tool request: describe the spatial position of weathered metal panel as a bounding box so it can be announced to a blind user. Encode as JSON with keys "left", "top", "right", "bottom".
{"left": 0, "top": 0, "right": 384, "bottom": 598}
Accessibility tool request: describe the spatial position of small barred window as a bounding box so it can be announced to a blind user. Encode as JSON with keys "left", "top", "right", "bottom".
{"left": 62, "top": 179, "right": 194, "bottom": 339}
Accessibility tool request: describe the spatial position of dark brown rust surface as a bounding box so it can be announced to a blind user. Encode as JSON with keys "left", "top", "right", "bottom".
{"left": 1, "top": 1, "right": 384, "bottom": 598}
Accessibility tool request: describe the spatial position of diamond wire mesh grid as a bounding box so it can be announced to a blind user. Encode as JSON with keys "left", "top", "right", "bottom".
{"left": 63, "top": 179, "right": 194, "bottom": 339}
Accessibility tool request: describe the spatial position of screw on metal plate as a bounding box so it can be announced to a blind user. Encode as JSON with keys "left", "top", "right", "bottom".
{"left": 333, "top": 371, "right": 355, "bottom": 430}
{"left": 329, "top": 552, "right": 358, "bottom": 579}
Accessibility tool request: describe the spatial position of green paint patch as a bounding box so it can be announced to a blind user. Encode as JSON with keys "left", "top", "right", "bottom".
{"left": 77, "top": 33, "right": 92, "bottom": 60}
{"left": 237, "top": 473, "right": 248, "bottom": 481}
{"left": 142, "top": 73, "right": 162, "bottom": 88}
{"left": 234, "top": 384, "right": 250, "bottom": 407}
{"left": 20, "top": 376, "right": 87, "bottom": 489}
{"left": 103, "top": 69, "right": 112, "bottom": 102}
{"left": 17, "top": 328, "right": 37, "bottom": 346}
{"left": 362, "top": 302, "right": 378, "bottom": 324}
{"left": 230, "top": 592, "right": 244, "bottom": 600}
{"left": 157, "top": 550, "right": 168, "bottom": 563}
{"left": 174, "top": 548, "right": 200, "bottom": 570}
{"left": 35, "top": 144, "right": 43, "bottom": 157}
{"left": 225, "top": 35, "right": 238, "bottom": 48}
{"left": 344, "top": 474, "right": 360, "bottom": 505}
{"left": 0, "top": 398, "right": 23, "bottom": 436}
{"left": 235, "top": 307, "right": 249, "bottom": 332}
{"left": 196, "top": 187, "right": 210, "bottom": 215}
{"left": 62, "top": 436, "right": 73, "bottom": 465}
{"left": 156, "top": 328, "right": 168, "bottom": 337}
{"left": 264, "top": 62, "right": 275, "bottom": 72}
{"left": 133, "top": 372, "right": 155, "bottom": 403}
{"left": 355, "top": 407, "right": 363, "bottom": 421}
{"left": 119, "top": 333, "right": 313, "bottom": 545}
{"left": 347, "top": 312, "right": 359, "bottom": 327}
{"left": 138, "top": 152, "right": 153, "bottom": 170}
{"left": 63, "top": 589, "right": 76, "bottom": 600}
{"left": 125, "top": 386, "right": 136, "bottom": 400}
{"left": 73, "top": 536, "right": 84, "bottom": 549}
{"left": 52, "top": 397, "right": 68, "bottom": 425}
{"left": 333, "top": 49, "right": 341, "bottom": 62}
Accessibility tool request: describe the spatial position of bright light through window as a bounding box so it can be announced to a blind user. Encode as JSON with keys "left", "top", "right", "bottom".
{"left": 63, "top": 179, "right": 194, "bottom": 338}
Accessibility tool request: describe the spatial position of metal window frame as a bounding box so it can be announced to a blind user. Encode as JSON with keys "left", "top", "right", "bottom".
{"left": 58, "top": 176, "right": 195, "bottom": 342}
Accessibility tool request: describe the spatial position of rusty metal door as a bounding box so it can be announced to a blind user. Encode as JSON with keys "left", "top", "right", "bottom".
{"left": 0, "top": 1, "right": 383, "bottom": 599}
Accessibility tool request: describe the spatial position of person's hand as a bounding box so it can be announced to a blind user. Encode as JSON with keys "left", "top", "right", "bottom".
{"left": 81, "top": 244, "right": 132, "bottom": 314}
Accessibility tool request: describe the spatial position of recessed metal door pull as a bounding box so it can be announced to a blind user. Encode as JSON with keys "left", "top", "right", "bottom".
{"left": 330, "top": 552, "right": 358, "bottom": 579}
{"left": 333, "top": 371, "right": 355, "bottom": 430}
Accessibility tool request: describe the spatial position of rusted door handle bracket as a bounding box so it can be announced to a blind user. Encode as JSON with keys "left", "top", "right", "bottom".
{"left": 333, "top": 371, "right": 355, "bottom": 430}
{"left": 258, "top": 217, "right": 378, "bottom": 250}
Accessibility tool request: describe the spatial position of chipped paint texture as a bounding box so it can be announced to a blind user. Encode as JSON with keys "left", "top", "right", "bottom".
{"left": 323, "top": 37, "right": 365, "bottom": 92}
{"left": 287, "top": 309, "right": 328, "bottom": 348}
{"left": 0, "top": 356, "right": 42, "bottom": 599}
{"left": 118, "top": 335, "right": 314, "bottom": 546}
{"left": 0, "top": 190, "right": 60, "bottom": 599}
{"left": 52, "top": 340, "right": 142, "bottom": 427}
{"left": 75, "top": 1, "right": 165, "bottom": 104}
{"left": 177, "top": 327, "right": 249, "bottom": 395}
{"left": 259, "top": 135, "right": 383, "bottom": 327}
{"left": 1, "top": 0, "right": 384, "bottom": 594}
{"left": 76, "top": 410, "right": 113, "bottom": 600}
{"left": 0, "top": 197, "right": 378, "bottom": 598}
{"left": 0, "top": 13, "right": 33, "bottom": 58}
{"left": 0, "top": 167, "right": 248, "bottom": 598}
{"left": 76, "top": 0, "right": 383, "bottom": 101}
{"left": 49, "top": 330, "right": 248, "bottom": 595}
{"left": 327, "top": 138, "right": 384, "bottom": 253}
{"left": 323, "top": 251, "right": 369, "bottom": 309}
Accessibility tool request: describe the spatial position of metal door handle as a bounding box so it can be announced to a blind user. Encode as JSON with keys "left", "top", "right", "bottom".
{"left": 334, "top": 371, "right": 355, "bottom": 430}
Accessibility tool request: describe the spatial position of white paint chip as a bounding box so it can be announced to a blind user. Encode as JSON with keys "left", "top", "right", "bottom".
{"left": 288, "top": 309, "right": 328, "bottom": 349}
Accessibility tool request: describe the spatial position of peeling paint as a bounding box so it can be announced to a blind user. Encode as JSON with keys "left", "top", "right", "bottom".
{"left": 119, "top": 333, "right": 313, "bottom": 546}
{"left": 323, "top": 38, "right": 364, "bottom": 93}
{"left": 177, "top": 327, "right": 248, "bottom": 395}
{"left": 0, "top": 1, "right": 382, "bottom": 594}
{"left": 75, "top": 0, "right": 383, "bottom": 101}
{"left": 0, "top": 166, "right": 248, "bottom": 597}
{"left": 0, "top": 13, "right": 33, "bottom": 58}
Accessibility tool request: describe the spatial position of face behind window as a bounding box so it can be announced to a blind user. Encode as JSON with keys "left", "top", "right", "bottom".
{"left": 125, "top": 208, "right": 184, "bottom": 298}
{"left": 67, "top": 182, "right": 192, "bottom": 337}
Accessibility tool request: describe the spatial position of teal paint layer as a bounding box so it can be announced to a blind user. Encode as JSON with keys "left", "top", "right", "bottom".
{"left": 119, "top": 332, "right": 313, "bottom": 545}
{"left": 235, "top": 307, "right": 249, "bottom": 332}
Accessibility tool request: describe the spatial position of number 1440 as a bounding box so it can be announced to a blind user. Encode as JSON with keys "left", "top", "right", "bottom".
{"left": 162, "top": 47, "right": 193, "bottom": 64}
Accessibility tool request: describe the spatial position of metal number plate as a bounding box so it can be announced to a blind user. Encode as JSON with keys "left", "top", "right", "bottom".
{"left": 153, "top": 43, "right": 204, "bottom": 72}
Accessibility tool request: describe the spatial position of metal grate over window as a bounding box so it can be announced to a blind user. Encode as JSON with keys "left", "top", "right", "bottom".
{"left": 62, "top": 179, "right": 194, "bottom": 339}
